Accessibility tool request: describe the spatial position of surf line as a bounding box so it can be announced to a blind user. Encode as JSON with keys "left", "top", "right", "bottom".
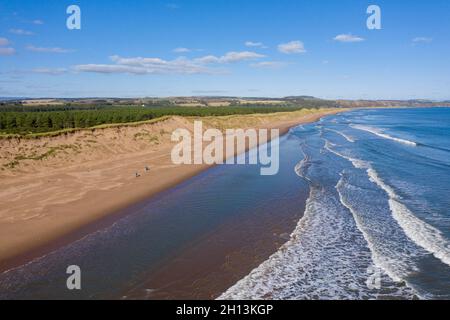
{"left": 325, "top": 141, "right": 450, "bottom": 268}
{"left": 350, "top": 124, "right": 417, "bottom": 146}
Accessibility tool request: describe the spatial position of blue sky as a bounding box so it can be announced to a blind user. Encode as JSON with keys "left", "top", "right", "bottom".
{"left": 0, "top": 0, "right": 449, "bottom": 99}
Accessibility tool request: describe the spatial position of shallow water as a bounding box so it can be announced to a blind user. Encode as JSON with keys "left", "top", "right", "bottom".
{"left": 221, "top": 107, "right": 450, "bottom": 300}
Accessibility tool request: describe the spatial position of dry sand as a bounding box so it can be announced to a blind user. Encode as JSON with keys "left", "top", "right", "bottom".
{"left": 0, "top": 108, "right": 344, "bottom": 270}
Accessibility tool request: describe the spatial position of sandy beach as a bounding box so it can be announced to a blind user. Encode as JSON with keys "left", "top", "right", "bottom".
{"left": 0, "top": 108, "right": 343, "bottom": 272}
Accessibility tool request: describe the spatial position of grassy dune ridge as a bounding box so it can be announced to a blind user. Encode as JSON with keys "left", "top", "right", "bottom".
{"left": 0, "top": 105, "right": 320, "bottom": 136}
{"left": 0, "top": 108, "right": 340, "bottom": 172}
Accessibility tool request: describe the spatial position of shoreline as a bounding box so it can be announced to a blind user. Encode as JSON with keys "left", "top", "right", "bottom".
{"left": 0, "top": 109, "right": 345, "bottom": 274}
{"left": 121, "top": 176, "right": 309, "bottom": 300}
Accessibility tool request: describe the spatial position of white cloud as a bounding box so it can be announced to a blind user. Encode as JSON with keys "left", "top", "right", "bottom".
{"left": 0, "top": 47, "right": 15, "bottom": 56}
{"left": 72, "top": 51, "right": 263, "bottom": 75}
{"left": 0, "top": 40, "right": 14, "bottom": 56}
{"left": 9, "top": 28, "right": 34, "bottom": 36}
{"left": 32, "top": 20, "right": 44, "bottom": 25}
{"left": 278, "top": 41, "right": 306, "bottom": 54}
{"left": 194, "top": 55, "right": 219, "bottom": 64}
{"left": 73, "top": 55, "right": 216, "bottom": 75}
{"left": 173, "top": 47, "right": 191, "bottom": 53}
{"left": 333, "top": 34, "right": 365, "bottom": 43}
{"left": 412, "top": 37, "right": 432, "bottom": 44}
{"left": 0, "top": 38, "right": 10, "bottom": 46}
{"left": 245, "top": 41, "right": 266, "bottom": 48}
{"left": 110, "top": 55, "right": 167, "bottom": 65}
{"left": 74, "top": 64, "right": 147, "bottom": 74}
{"left": 195, "top": 51, "right": 265, "bottom": 64}
{"left": 250, "top": 61, "right": 287, "bottom": 69}
{"left": 219, "top": 51, "right": 265, "bottom": 63}
{"left": 26, "top": 45, "right": 73, "bottom": 53}
{"left": 32, "top": 68, "right": 67, "bottom": 75}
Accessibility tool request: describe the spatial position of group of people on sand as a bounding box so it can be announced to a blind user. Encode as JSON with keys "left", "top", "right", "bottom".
{"left": 135, "top": 166, "right": 150, "bottom": 178}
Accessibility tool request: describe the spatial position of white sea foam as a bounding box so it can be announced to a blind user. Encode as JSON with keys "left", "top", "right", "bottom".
{"left": 294, "top": 158, "right": 311, "bottom": 182}
{"left": 221, "top": 135, "right": 446, "bottom": 300}
{"left": 336, "top": 177, "right": 406, "bottom": 282}
{"left": 350, "top": 124, "right": 417, "bottom": 146}
{"left": 367, "top": 169, "right": 450, "bottom": 267}
{"left": 219, "top": 186, "right": 413, "bottom": 300}
{"left": 327, "top": 143, "right": 450, "bottom": 268}
{"left": 324, "top": 128, "right": 356, "bottom": 143}
{"left": 323, "top": 139, "right": 369, "bottom": 169}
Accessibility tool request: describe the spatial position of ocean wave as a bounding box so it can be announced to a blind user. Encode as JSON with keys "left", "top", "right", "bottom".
{"left": 367, "top": 169, "right": 450, "bottom": 267}
{"left": 350, "top": 124, "right": 417, "bottom": 146}
{"left": 323, "top": 139, "right": 369, "bottom": 169}
{"left": 326, "top": 143, "right": 450, "bottom": 268}
{"left": 421, "top": 143, "right": 450, "bottom": 154}
{"left": 324, "top": 128, "right": 356, "bottom": 143}
{"left": 219, "top": 186, "right": 414, "bottom": 300}
{"left": 294, "top": 145, "right": 312, "bottom": 181}
{"left": 336, "top": 176, "right": 414, "bottom": 283}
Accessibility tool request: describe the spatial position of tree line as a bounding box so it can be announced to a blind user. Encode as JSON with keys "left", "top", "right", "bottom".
{"left": 0, "top": 106, "right": 311, "bottom": 135}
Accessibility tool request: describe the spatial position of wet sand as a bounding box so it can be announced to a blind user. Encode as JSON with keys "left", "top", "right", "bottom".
{"left": 122, "top": 187, "right": 308, "bottom": 300}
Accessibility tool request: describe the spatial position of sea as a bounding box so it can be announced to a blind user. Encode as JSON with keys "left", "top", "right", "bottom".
{"left": 221, "top": 107, "right": 450, "bottom": 299}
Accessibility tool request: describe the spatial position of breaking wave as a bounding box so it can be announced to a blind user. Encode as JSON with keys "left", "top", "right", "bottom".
{"left": 350, "top": 124, "right": 417, "bottom": 146}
